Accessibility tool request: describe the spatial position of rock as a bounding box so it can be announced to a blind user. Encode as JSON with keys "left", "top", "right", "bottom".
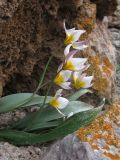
{"left": 0, "top": 0, "right": 117, "bottom": 98}
{"left": 42, "top": 134, "right": 108, "bottom": 160}
{"left": 108, "top": 0, "right": 120, "bottom": 101}
{"left": 0, "top": 142, "right": 46, "bottom": 160}
{"left": 109, "top": 0, "right": 120, "bottom": 28}
{"left": 90, "top": 0, "right": 117, "bottom": 20}
{"left": 42, "top": 102, "right": 120, "bottom": 160}
{"left": 108, "top": 0, "right": 120, "bottom": 64}
{"left": 88, "top": 22, "right": 116, "bottom": 98}
{"left": 0, "top": 0, "right": 24, "bottom": 23}
{"left": 0, "top": 110, "right": 26, "bottom": 128}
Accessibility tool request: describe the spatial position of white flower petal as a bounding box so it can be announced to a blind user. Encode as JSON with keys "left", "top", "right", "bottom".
{"left": 54, "top": 70, "right": 72, "bottom": 87}
{"left": 57, "top": 97, "right": 69, "bottom": 109}
{"left": 60, "top": 82, "right": 71, "bottom": 90}
{"left": 63, "top": 21, "right": 75, "bottom": 35}
{"left": 66, "top": 28, "right": 76, "bottom": 35}
{"left": 65, "top": 50, "right": 78, "bottom": 61}
{"left": 64, "top": 44, "right": 72, "bottom": 57}
{"left": 82, "top": 76, "right": 93, "bottom": 88}
{"left": 69, "top": 58, "right": 87, "bottom": 70}
{"left": 72, "top": 30, "right": 86, "bottom": 42}
{"left": 60, "top": 70, "right": 72, "bottom": 81}
{"left": 72, "top": 41, "right": 88, "bottom": 50}
{"left": 73, "top": 71, "right": 82, "bottom": 79}
{"left": 57, "top": 63, "right": 63, "bottom": 73}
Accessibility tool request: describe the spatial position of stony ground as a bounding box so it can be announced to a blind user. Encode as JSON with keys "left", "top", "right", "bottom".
{"left": 0, "top": 143, "right": 47, "bottom": 160}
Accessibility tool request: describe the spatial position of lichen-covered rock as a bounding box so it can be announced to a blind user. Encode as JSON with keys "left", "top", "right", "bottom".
{"left": 0, "top": 0, "right": 117, "bottom": 98}
{"left": 78, "top": 101, "right": 120, "bottom": 160}
{"left": 87, "top": 23, "right": 116, "bottom": 98}
{"left": 42, "top": 102, "right": 120, "bottom": 160}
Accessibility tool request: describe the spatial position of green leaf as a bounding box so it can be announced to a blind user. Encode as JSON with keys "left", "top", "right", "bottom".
{"left": 13, "top": 101, "right": 93, "bottom": 131}
{"left": 68, "top": 89, "right": 92, "bottom": 101}
{"left": 26, "top": 120, "right": 61, "bottom": 131}
{"left": 0, "top": 93, "right": 52, "bottom": 113}
{"left": 0, "top": 106, "right": 102, "bottom": 145}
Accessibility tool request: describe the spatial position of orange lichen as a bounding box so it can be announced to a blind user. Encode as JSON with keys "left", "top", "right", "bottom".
{"left": 74, "top": 3, "right": 96, "bottom": 35}
{"left": 77, "top": 101, "right": 120, "bottom": 160}
{"left": 87, "top": 55, "right": 114, "bottom": 96}
{"left": 102, "top": 145, "right": 110, "bottom": 150}
{"left": 103, "top": 152, "right": 120, "bottom": 160}
{"left": 91, "top": 144, "right": 99, "bottom": 150}
{"left": 103, "top": 123, "right": 113, "bottom": 131}
{"left": 76, "top": 17, "right": 95, "bottom": 35}
{"left": 74, "top": 2, "right": 114, "bottom": 98}
{"left": 93, "top": 134, "right": 102, "bottom": 140}
{"left": 78, "top": 128, "right": 85, "bottom": 140}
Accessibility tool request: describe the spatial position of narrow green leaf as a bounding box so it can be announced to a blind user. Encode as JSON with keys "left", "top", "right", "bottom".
{"left": 0, "top": 93, "right": 51, "bottom": 113}
{"left": 0, "top": 107, "right": 102, "bottom": 145}
{"left": 25, "top": 120, "right": 61, "bottom": 131}
{"left": 68, "top": 89, "right": 92, "bottom": 101}
{"left": 13, "top": 101, "right": 93, "bottom": 130}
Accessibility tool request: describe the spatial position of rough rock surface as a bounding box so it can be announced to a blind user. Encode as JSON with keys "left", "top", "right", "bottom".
{"left": 42, "top": 101, "right": 120, "bottom": 160}
{"left": 42, "top": 135, "right": 109, "bottom": 160}
{"left": 0, "top": 142, "right": 47, "bottom": 160}
{"left": 87, "top": 22, "right": 116, "bottom": 98}
{"left": 109, "top": 0, "right": 120, "bottom": 64}
{"left": 42, "top": 135, "right": 101, "bottom": 160}
{"left": 0, "top": 0, "right": 23, "bottom": 23}
{"left": 108, "top": 0, "right": 120, "bottom": 100}
{"left": 0, "top": 0, "right": 117, "bottom": 98}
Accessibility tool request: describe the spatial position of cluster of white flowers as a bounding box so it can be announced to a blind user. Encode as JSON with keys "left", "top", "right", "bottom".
{"left": 49, "top": 22, "right": 93, "bottom": 111}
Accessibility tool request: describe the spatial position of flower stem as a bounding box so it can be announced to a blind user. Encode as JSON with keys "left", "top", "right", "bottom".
{"left": 15, "top": 55, "right": 53, "bottom": 109}
{"left": 42, "top": 81, "right": 53, "bottom": 107}
{"left": 33, "top": 55, "right": 53, "bottom": 96}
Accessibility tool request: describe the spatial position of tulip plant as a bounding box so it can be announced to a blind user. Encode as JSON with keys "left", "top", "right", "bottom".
{"left": 0, "top": 21, "right": 105, "bottom": 145}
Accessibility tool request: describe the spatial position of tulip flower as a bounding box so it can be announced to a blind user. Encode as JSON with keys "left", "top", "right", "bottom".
{"left": 64, "top": 41, "right": 88, "bottom": 57}
{"left": 54, "top": 70, "right": 72, "bottom": 89}
{"left": 63, "top": 58, "right": 88, "bottom": 71}
{"left": 64, "top": 21, "right": 86, "bottom": 45}
{"left": 73, "top": 72, "right": 93, "bottom": 89}
{"left": 49, "top": 89, "right": 69, "bottom": 109}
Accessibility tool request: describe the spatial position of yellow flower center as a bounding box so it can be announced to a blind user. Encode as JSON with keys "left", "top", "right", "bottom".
{"left": 73, "top": 77, "right": 86, "bottom": 89}
{"left": 49, "top": 98, "right": 60, "bottom": 108}
{"left": 64, "top": 34, "right": 74, "bottom": 45}
{"left": 54, "top": 73, "right": 64, "bottom": 85}
{"left": 63, "top": 61, "right": 75, "bottom": 71}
